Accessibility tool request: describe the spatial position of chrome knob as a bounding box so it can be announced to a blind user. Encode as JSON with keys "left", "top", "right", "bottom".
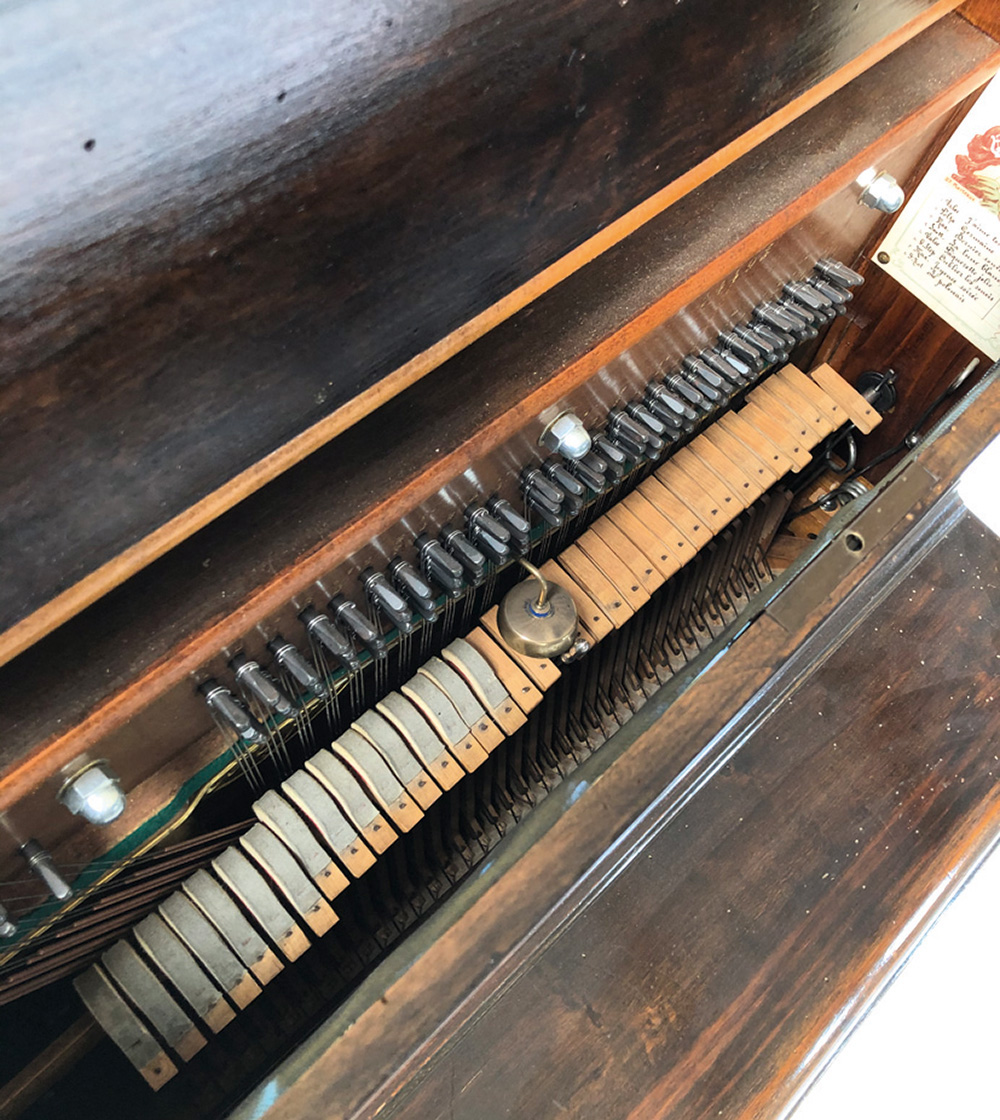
{"left": 539, "top": 410, "right": 592, "bottom": 460}
{"left": 58, "top": 761, "right": 126, "bottom": 826}
{"left": 857, "top": 168, "right": 904, "bottom": 213}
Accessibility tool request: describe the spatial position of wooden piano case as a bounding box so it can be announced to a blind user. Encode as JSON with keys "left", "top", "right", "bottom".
{"left": 1, "top": 2, "right": 999, "bottom": 1117}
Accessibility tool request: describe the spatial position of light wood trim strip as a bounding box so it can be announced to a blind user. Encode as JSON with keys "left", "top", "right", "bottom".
{"left": 538, "top": 560, "right": 615, "bottom": 643}
{"left": 481, "top": 606, "right": 562, "bottom": 690}
{"left": 603, "top": 503, "right": 683, "bottom": 580}
{"left": 573, "top": 530, "right": 650, "bottom": 610}
{"left": 772, "top": 364, "right": 844, "bottom": 427}
{"left": 808, "top": 362, "right": 882, "bottom": 433}
{"left": 586, "top": 520, "right": 664, "bottom": 595}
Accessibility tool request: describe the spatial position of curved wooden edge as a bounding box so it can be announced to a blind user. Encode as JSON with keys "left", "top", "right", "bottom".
{"left": 0, "top": 0, "right": 964, "bottom": 671}
{"left": 1, "top": 20, "right": 997, "bottom": 813}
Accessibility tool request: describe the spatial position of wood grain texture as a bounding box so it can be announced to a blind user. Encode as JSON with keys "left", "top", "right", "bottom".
{"left": 228, "top": 370, "right": 1000, "bottom": 1120}
{"left": 370, "top": 511, "right": 1000, "bottom": 1120}
{"left": 2, "top": 16, "right": 996, "bottom": 821}
{"left": 821, "top": 267, "right": 989, "bottom": 479}
{"left": 0, "top": 0, "right": 960, "bottom": 660}
{"left": 960, "top": 0, "right": 1000, "bottom": 38}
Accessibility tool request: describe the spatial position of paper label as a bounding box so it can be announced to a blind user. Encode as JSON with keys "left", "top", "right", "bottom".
{"left": 875, "top": 76, "right": 1000, "bottom": 359}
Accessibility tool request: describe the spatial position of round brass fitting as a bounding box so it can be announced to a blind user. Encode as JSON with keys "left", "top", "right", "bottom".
{"left": 497, "top": 560, "right": 579, "bottom": 660}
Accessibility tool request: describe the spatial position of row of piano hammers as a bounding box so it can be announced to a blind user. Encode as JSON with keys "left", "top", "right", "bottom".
{"left": 75, "top": 363, "right": 880, "bottom": 1088}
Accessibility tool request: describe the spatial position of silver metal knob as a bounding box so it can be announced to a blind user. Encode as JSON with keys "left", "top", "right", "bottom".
{"left": 0, "top": 903, "right": 16, "bottom": 938}
{"left": 539, "top": 410, "right": 592, "bottom": 460}
{"left": 58, "top": 761, "right": 127, "bottom": 826}
{"left": 857, "top": 168, "right": 904, "bottom": 213}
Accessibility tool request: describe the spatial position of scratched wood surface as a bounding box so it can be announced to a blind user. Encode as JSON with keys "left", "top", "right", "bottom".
{"left": 0, "top": 0, "right": 958, "bottom": 657}
{"left": 368, "top": 508, "right": 1000, "bottom": 1120}
{"left": 2, "top": 15, "right": 997, "bottom": 819}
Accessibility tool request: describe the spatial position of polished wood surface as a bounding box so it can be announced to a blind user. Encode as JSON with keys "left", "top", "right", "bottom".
{"left": 230, "top": 371, "right": 1000, "bottom": 1120}
{"left": 3, "top": 16, "right": 997, "bottom": 823}
{"left": 0, "top": 0, "right": 961, "bottom": 662}
{"left": 822, "top": 268, "right": 989, "bottom": 479}
{"left": 375, "top": 508, "right": 999, "bottom": 1120}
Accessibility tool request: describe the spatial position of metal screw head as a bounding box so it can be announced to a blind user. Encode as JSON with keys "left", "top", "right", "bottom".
{"left": 857, "top": 168, "right": 905, "bottom": 213}
{"left": 58, "top": 761, "right": 126, "bottom": 826}
{"left": 539, "top": 411, "right": 592, "bottom": 460}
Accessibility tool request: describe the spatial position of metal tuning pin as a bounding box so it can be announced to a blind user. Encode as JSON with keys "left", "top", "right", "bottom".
{"left": 0, "top": 903, "right": 15, "bottom": 939}
{"left": 624, "top": 400, "right": 674, "bottom": 446}
{"left": 604, "top": 413, "right": 647, "bottom": 460}
{"left": 680, "top": 365, "right": 723, "bottom": 404}
{"left": 200, "top": 679, "right": 268, "bottom": 745}
{"left": 745, "top": 321, "right": 794, "bottom": 358}
{"left": 681, "top": 355, "right": 729, "bottom": 393}
{"left": 21, "top": 839, "right": 73, "bottom": 901}
{"left": 775, "top": 298, "right": 821, "bottom": 338}
{"left": 497, "top": 559, "right": 582, "bottom": 661}
{"left": 541, "top": 463, "right": 585, "bottom": 516}
{"left": 783, "top": 280, "right": 835, "bottom": 322}
{"left": 230, "top": 653, "right": 297, "bottom": 717}
{"left": 699, "top": 348, "right": 751, "bottom": 387}
{"left": 814, "top": 258, "right": 864, "bottom": 288}
{"left": 808, "top": 275, "right": 851, "bottom": 307}
{"left": 522, "top": 467, "right": 564, "bottom": 507}
{"left": 732, "top": 324, "right": 786, "bottom": 366}
{"left": 751, "top": 301, "right": 798, "bottom": 336}
{"left": 640, "top": 396, "right": 685, "bottom": 435}
{"left": 300, "top": 606, "right": 361, "bottom": 671}
{"left": 388, "top": 557, "right": 440, "bottom": 620}
{"left": 755, "top": 300, "right": 816, "bottom": 342}
{"left": 521, "top": 468, "right": 566, "bottom": 527}
{"left": 664, "top": 370, "right": 712, "bottom": 407}
{"left": 566, "top": 451, "right": 607, "bottom": 493}
{"left": 330, "top": 595, "right": 387, "bottom": 658}
{"left": 486, "top": 497, "right": 532, "bottom": 554}
{"left": 541, "top": 459, "right": 585, "bottom": 499}
{"left": 440, "top": 525, "right": 486, "bottom": 584}
{"left": 362, "top": 568, "right": 416, "bottom": 634}
{"left": 464, "top": 507, "right": 511, "bottom": 566}
{"left": 609, "top": 407, "right": 665, "bottom": 455}
{"left": 417, "top": 533, "right": 465, "bottom": 596}
{"left": 590, "top": 433, "right": 627, "bottom": 480}
{"left": 717, "top": 331, "right": 765, "bottom": 373}
{"left": 267, "top": 636, "right": 330, "bottom": 697}
{"left": 645, "top": 383, "right": 697, "bottom": 425}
